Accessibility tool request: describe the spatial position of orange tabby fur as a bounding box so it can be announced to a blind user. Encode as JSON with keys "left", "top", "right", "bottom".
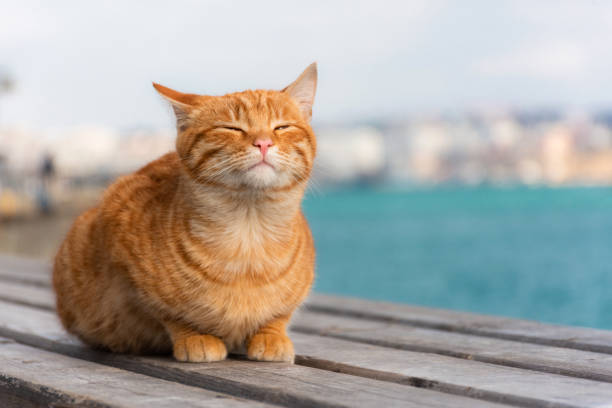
{"left": 53, "top": 64, "right": 318, "bottom": 363}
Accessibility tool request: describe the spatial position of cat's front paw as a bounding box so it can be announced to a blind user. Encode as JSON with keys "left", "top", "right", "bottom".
{"left": 173, "top": 334, "right": 227, "bottom": 362}
{"left": 247, "top": 333, "right": 295, "bottom": 363}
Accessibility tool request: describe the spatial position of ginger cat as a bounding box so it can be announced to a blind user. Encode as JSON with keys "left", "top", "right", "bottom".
{"left": 53, "top": 64, "right": 318, "bottom": 363}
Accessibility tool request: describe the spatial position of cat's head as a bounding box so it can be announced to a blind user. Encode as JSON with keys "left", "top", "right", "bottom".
{"left": 154, "top": 64, "right": 317, "bottom": 191}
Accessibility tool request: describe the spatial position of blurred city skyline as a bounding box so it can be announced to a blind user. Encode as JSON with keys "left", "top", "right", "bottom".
{"left": 3, "top": 110, "right": 612, "bottom": 185}
{"left": 3, "top": 1, "right": 612, "bottom": 129}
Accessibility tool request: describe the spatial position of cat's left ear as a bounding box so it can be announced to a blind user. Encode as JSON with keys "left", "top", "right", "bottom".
{"left": 282, "top": 62, "right": 317, "bottom": 121}
{"left": 152, "top": 82, "right": 199, "bottom": 123}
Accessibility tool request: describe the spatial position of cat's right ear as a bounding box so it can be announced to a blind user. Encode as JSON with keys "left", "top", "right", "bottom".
{"left": 152, "top": 83, "right": 198, "bottom": 123}
{"left": 282, "top": 63, "right": 317, "bottom": 122}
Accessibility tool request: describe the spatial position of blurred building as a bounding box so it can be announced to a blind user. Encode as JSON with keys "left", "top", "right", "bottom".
{"left": 3, "top": 109, "right": 612, "bottom": 213}
{"left": 314, "top": 126, "right": 386, "bottom": 185}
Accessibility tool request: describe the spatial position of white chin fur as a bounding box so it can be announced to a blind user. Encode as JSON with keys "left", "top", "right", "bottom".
{"left": 243, "top": 164, "right": 278, "bottom": 187}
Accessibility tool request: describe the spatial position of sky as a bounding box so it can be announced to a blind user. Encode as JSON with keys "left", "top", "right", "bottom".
{"left": 2, "top": 0, "right": 612, "bottom": 129}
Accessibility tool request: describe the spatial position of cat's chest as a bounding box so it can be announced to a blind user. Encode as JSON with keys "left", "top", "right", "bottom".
{"left": 217, "top": 283, "right": 289, "bottom": 321}
{"left": 175, "top": 210, "right": 309, "bottom": 345}
{"left": 186, "top": 281, "right": 294, "bottom": 346}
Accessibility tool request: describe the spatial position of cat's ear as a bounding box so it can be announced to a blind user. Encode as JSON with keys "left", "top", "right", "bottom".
{"left": 282, "top": 62, "right": 317, "bottom": 121}
{"left": 152, "top": 83, "right": 199, "bottom": 123}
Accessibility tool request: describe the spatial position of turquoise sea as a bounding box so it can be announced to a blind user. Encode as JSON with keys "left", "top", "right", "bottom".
{"left": 303, "top": 186, "right": 612, "bottom": 329}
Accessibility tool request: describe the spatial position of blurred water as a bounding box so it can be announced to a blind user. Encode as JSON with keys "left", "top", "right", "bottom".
{"left": 303, "top": 186, "right": 612, "bottom": 329}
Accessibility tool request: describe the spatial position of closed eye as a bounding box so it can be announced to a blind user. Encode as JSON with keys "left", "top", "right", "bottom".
{"left": 219, "top": 126, "right": 244, "bottom": 132}
{"left": 274, "top": 125, "right": 290, "bottom": 131}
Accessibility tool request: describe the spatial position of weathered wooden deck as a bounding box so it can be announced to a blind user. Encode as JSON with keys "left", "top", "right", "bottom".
{"left": 1, "top": 255, "right": 612, "bottom": 407}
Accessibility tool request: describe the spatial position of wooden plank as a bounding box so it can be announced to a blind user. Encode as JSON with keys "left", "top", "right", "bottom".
{"left": 3, "top": 255, "right": 612, "bottom": 355}
{"left": 0, "top": 338, "right": 270, "bottom": 408}
{"left": 0, "top": 280, "right": 54, "bottom": 310}
{"left": 5, "top": 257, "right": 612, "bottom": 406}
{"left": 0, "top": 266, "right": 49, "bottom": 288}
{"left": 0, "top": 255, "right": 51, "bottom": 287}
{"left": 7, "top": 278, "right": 612, "bottom": 386}
{"left": 292, "top": 333, "right": 612, "bottom": 408}
{"left": 0, "top": 301, "right": 503, "bottom": 408}
{"left": 307, "top": 293, "right": 612, "bottom": 354}
{"left": 2, "top": 299, "right": 612, "bottom": 407}
{"left": 293, "top": 311, "right": 612, "bottom": 384}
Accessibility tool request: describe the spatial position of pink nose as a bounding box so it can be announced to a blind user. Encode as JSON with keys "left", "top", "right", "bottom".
{"left": 253, "top": 139, "right": 273, "bottom": 156}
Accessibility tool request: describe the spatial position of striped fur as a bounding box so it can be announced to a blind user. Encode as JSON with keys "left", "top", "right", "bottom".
{"left": 53, "top": 64, "right": 318, "bottom": 363}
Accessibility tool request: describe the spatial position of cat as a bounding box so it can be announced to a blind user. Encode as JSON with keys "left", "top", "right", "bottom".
{"left": 52, "top": 64, "right": 318, "bottom": 363}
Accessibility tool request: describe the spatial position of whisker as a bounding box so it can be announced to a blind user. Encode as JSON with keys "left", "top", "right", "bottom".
{"left": 305, "top": 176, "right": 324, "bottom": 196}
{"left": 190, "top": 155, "right": 248, "bottom": 183}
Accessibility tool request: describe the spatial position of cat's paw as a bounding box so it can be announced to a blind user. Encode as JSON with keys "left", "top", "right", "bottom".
{"left": 173, "top": 334, "right": 227, "bottom": 362}
{"left": 247, "top": 333, "right": 295, "bottom": 363}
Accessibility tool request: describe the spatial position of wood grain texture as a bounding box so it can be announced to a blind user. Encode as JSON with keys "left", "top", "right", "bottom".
{"left": 0, "top": 339, "right": 267, "bottom": 408}
{"left": 4, "top": 256, "right": 612, "bottom": 356}
{"left": 2, "top": 296, "right": 612, "bottom": 408}
{"left": 292, "top": 311, "right": 612, "bottom": 383}
{"left": 6, "top": 256, "right": 612, "bottom": 406}
{"left": 292, "top": 332, "right": 612, "bottom": 408}
{"left": 5, "top": 275, "right": 612, "bottom": 388}
{"left": 0, "top": 256, "right": 51, "bottom": 287}
{"left": 0, "top": 280, "right": 53, "bottom": 310}
{"left": 306, "top": 293, "right": 612, "bottom": 354}
{"left": 0, "top": 300, "right": 505, "bottom": 408}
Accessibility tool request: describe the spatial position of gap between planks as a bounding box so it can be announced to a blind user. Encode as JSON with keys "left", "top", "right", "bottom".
{"left": 0, "top": 298, "right": 512, "bottom": 406}
{"left": 0, "top": 337, "right": 273, "bottom": 408}
{"left": 3, "top": 293, "right": 612, "bottom": 407}
{"left": 3, "top": 275, "right": 612, "bottom": 387}
{"left": 4, "top": 257, "right": 612, "bottom": 407}
{"left": 305, "top": 294, "right": 612, "bottom": 355}
{"left": 3, "top": 256, "right": 612, "bottom": 356}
